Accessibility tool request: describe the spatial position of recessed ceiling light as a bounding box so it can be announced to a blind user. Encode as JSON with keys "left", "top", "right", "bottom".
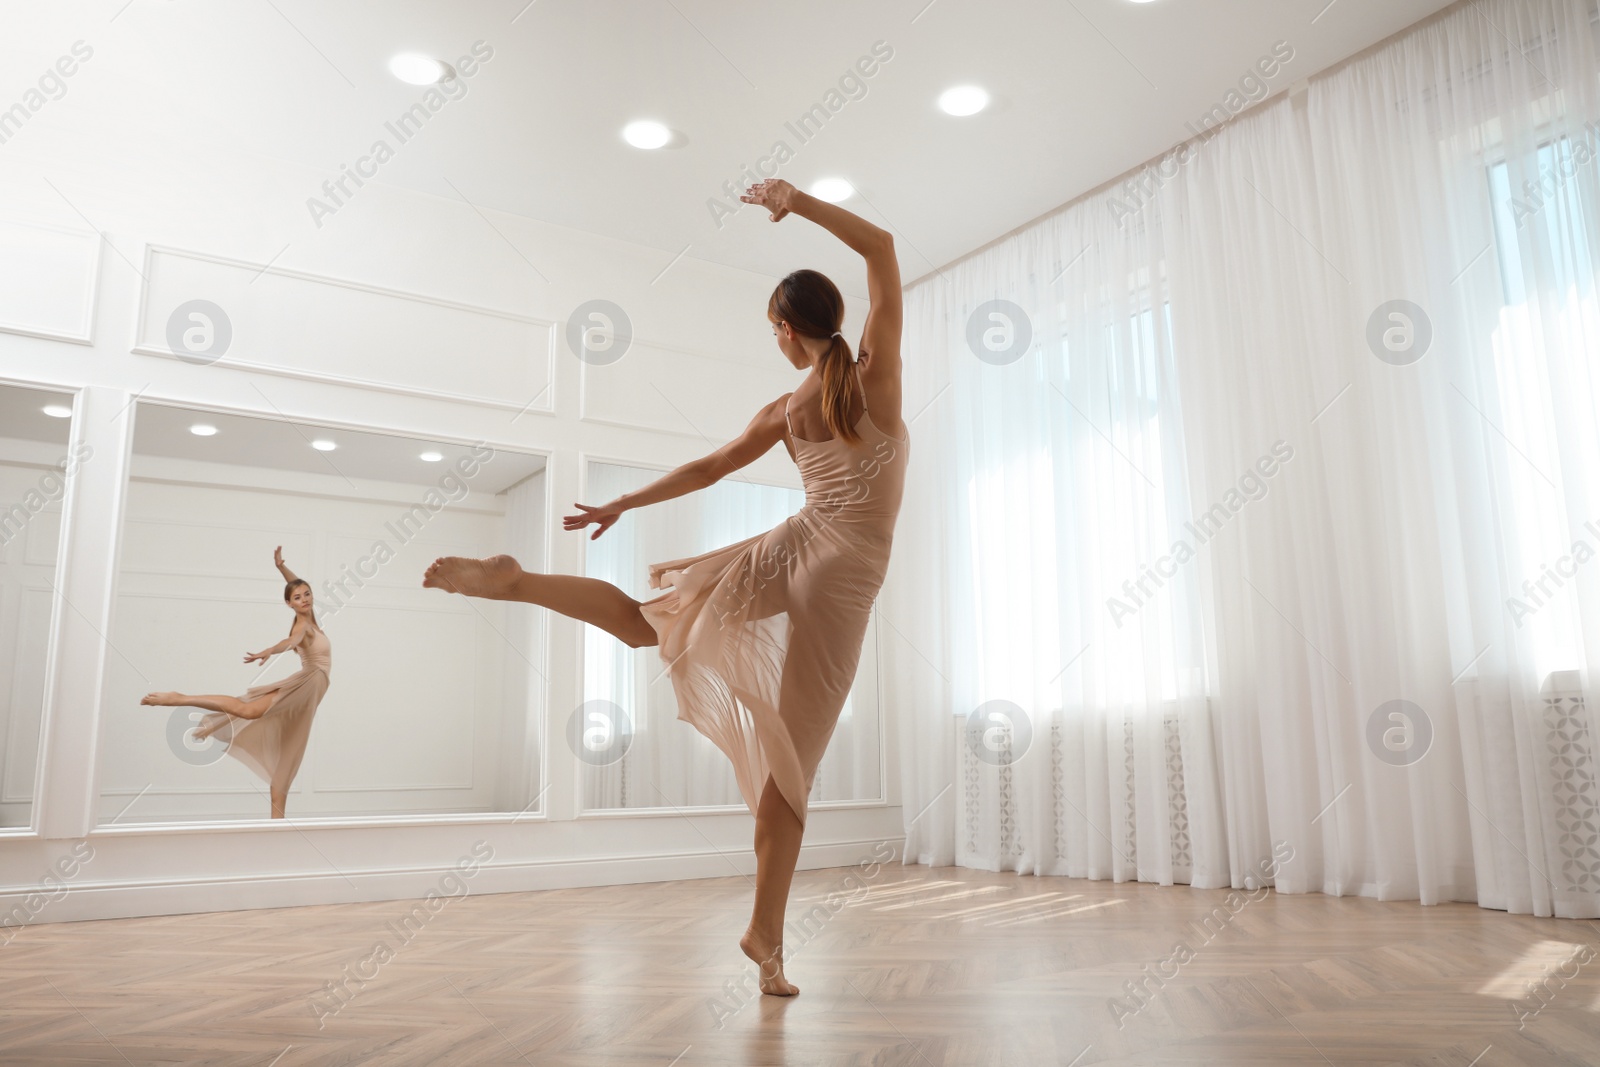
{"left": 311, "top": 439, "right": 337, "bottom": 452}
{"left": 41, "top": 404, "right": 73, "bottom": 418}
{"left": 189, "top": 423, "right": 218, "bottom": 437}
{"left": 938, "top": 85, "right": 990, "bottom": 117}
{"left": 389, "top": 53, "right": 449, "bottom": 85}
{"left": 809, "top": 177, "right": 854, "bottom": 203}
{"left": 622, "top": 120, "right": 671, "bottom": 150}
{"left": 419, "top": 450, "right": 444, "bottom": 462}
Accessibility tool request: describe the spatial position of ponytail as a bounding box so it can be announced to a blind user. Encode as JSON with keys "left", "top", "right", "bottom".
{"left": 819, "top": 335, "right": 862, "bottom": 444}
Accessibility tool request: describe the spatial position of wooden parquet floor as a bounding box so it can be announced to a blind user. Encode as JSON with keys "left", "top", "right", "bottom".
{"left": 2, "top": 864, "right": 1598, "bottom": 1066}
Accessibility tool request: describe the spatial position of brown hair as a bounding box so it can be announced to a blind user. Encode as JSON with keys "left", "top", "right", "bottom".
{"left": 284, "top": 578, "right": 318, "bottom": 634}
{"left": 768, "top": 269, "right": 860, "bottom": 444}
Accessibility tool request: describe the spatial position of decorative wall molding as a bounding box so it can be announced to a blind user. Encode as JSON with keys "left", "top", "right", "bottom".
{"left": 0, "top": 220, "right": 101, "bottom": 345}
{"left": 131, "top": 245, "right": 557, "bottom": 414}
{"left": 579, "top": 335, "right": 793, "bottom": 442}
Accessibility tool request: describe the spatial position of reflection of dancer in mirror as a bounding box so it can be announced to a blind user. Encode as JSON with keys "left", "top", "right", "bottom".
{"left": 142, "top": 547, "right": 331, "bottom": 820}
{"left": 424, "top": 178, "right": 907, "bottom": 996}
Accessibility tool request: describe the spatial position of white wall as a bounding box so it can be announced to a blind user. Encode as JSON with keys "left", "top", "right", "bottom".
{"left": 0, "top": 87, "right": 901, "bottom": 924}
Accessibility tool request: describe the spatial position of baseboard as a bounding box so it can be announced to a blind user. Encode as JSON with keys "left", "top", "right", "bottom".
{"left": 0, "top": 835, "right": 904, "bottom": 932}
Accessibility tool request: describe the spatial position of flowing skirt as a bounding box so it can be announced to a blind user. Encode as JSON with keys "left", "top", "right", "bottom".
{"left": 197, "top": 666, "right": 329, "bottom": 795}
{"left": 639, "top": 512, "right": 879, "bottom": 828}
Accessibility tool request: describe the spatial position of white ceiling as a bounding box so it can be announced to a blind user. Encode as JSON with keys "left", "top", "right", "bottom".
{"left": 0, "top": 383, "right": 75, "bottom": 447}
{"left": 5, "top": 0, "right": 1457, "bottom": 291}
{"left": 0, "top": 384, "right": 545, "bottom": 494}
{"left": 130, "top": 402, "right": 546, "bottom": 494}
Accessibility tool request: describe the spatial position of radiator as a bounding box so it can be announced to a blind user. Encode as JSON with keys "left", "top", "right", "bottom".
{"left": 1542, "top": 670, "right": 1600, "bottom": 894}
{"left": 954, "top": 710, "right": 1193, "bottom": 882}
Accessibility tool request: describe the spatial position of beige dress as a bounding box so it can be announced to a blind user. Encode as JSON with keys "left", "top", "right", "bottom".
{"left": 197, "top": 625, "right": 331, "bottom": 795}
{"left": 640, "top": 365, "right": 908, "bottom": 827}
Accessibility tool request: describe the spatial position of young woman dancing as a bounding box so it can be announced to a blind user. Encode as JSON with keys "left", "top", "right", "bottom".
{"left": 423, "top": 177, "right": 907, "bottom": 996}
{"left": 142, "top": 547, "right": 332, "bottom": 820}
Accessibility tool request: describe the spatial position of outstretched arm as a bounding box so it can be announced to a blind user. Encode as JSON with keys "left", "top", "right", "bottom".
{"left": 273, "top": 546, "right": 299, "bottom": 584}
{"left": 245, "top": 618, "right": 308, "bottom": 664}
{"left": 564, "top": 398, "right": 789, "bottom": 539}
{"left": 741, "top": 179, "right": 903, "bottom": 425}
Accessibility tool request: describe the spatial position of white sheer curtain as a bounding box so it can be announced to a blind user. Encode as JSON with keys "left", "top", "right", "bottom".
{"left": 580, "top": 461, "right": 883, "bottom": 811}
{"left": 1292, "top": 0, "right": 1600, "bottom": 916}
{"left": 887, "top": 168, "right": 1227, "bottom": 888}
{"left": 887, "top": 0, "right": 1600, "bottom": 917}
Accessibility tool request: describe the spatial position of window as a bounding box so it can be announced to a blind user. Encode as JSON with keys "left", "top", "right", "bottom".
{"left": 1484, "top": 135, "right": 1600, "bottom": 679}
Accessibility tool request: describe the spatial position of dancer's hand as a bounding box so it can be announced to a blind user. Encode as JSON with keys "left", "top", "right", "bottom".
{"left": 244, "top": 650, "right": 267, "bottom": 665}
{"left": 741, "top": 178, "right": 798, "bottom": 222}
{"left": 273, "top": 545, "right": 300, "bottom": 583}
{"left": 563, "top": 502, "right": 624, "bottom": 540}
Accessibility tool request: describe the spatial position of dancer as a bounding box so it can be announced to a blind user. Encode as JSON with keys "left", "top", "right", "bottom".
{"left": 142, "top": 546, "right": 331, "bottom": 820}
{"left": 423, "top": 177, "right": 907, "bottom": 996}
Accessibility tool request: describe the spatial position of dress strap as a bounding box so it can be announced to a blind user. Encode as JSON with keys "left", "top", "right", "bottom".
{"left": 783, "top": 392, "right": 796, "bottom": 436}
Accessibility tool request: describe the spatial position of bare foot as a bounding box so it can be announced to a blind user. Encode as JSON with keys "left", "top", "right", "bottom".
{"left": 740, "top": 927, "right": 798, "bottom": 996}
{"left": 141, "top": 692, "right": 185, "bottom": 706}
{"left": 422, "top": 555, "right": 523, "bottom": 598}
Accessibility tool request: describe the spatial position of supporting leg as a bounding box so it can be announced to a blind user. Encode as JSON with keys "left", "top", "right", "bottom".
{"left": 269, "top": 788, "right": 287, "bottom": 820}
{"left": 423, "top": 554, "right": 658, "bottom": 648}
{"left": 740, "top": 774, "right": 803, "bottom": 996}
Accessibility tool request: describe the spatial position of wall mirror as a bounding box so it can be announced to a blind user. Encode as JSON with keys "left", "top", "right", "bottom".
{"left": 0, "top": 383, "right": 81, "bottom": 830}
{"left": 97, "top": 402, "right": 547, "bottom": 824}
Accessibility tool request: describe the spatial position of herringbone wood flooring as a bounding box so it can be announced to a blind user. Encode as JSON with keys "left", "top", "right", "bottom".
{"left": 3, "top": 865, "right": 1598, "bottom": 1065}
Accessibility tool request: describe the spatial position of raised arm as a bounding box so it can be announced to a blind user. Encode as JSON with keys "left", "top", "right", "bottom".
{"left": 740, "top": 179, "right": 903, "bottom": 429}
{"left": 273, "top": 545, "right": 299, "bottom": 584}
{"left": 564, "top": 398, "right": 789, "bottom": 539}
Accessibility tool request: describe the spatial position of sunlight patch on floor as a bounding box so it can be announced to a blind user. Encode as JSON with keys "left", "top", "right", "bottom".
{"left": 1476, "top": 939, "right": 1587, "bottom": 999}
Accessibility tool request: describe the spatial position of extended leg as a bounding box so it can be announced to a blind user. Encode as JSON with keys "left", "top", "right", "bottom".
{"left": 423, "top": 554, "right": 658, "bottom": 648}
{"left": 141, "top": 692, "right": 275, "bottom": 718}
{"left": 740, "top": 774, "right": 803, "bottom": 996}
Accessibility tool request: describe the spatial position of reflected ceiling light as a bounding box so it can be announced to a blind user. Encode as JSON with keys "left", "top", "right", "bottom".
{"left": 189, "top": 423, "right": 219, "bottom": 437}
{"left": 809, "top": 177, "right": 854, "bottom": 202}
{"left": 41, "top": 404, "right": 73, "bottom": 418}
{"left": 938, "top": 85, "right": 989, "bottom": 116}
{"left": 622, "top": 119, "right": 671, "bottom": 149}
{"left": 389, "top": 53, "right": 449, "bottom": 85}
{"left": 419, "top": 450, "right": 444, "bottom": 462}
{"left": 311, "top": 439, "right": 338, "bottom": 452}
